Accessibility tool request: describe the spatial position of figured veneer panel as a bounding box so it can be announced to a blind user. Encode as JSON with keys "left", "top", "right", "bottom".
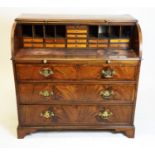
{"left": 16, "top": 64, "right": 137, "bottom": 81}
{"left": 19, "top": 105, "right": 133, "bottom": 126}
{"left": 16, "top": 64, "right": 77, "bottom": 80}
{"left": 18, "top": 83, "right": 135, "bottom": 104}
{"left": 77, "top": 65, "right": 137, "bottom": 80}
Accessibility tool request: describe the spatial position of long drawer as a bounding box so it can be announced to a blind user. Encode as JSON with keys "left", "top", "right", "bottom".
{"left": 19, "top": 105, "right": 133, "bottom": 126}
{"left": 18, "top": 83, "right": 135, "bottom": 104}
{"left": 16, "top": 64, "right": 137, "bottom": 81}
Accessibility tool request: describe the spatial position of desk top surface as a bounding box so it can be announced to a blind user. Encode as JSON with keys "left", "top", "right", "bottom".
{"left": 15, "top": 14, "right": 137, "bottom": 23}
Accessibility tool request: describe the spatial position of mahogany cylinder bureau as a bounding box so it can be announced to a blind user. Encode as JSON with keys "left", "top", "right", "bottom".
{"left": 11, "top": 14, "right": 142, "bottom": 138}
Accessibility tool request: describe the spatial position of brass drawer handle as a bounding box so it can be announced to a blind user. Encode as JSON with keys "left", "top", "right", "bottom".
{"left": 101, "top": 69, "right": 116, "bottom": 78}
{"left": 39, "top": 68, "right": 53, "bottom": 77}
{"left": 100, "top": 90, "right": 113, "bottom": 99}
{"left": 39, "top": 90, "right": 54, "bottom": 97}
{"left": 40, "top": 110, "right": 55, "bottom": 119}
{"left": 98, "top": 108, "right": 113, "bottom": 120}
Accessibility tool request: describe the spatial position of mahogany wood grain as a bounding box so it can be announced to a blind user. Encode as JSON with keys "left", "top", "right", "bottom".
{"left": 14, "top": 49, "right": 140, "bottom": 61}
{"left": 18, "top": 83, "right": 135, "bottom": 104}
{"left": 19, "top": 105, "right": 133, "bottom": 126}
{"left": 16, "top": 64, "right": 137, "bottom": 81}
{"left": 15, "top": 14, "right": 137, "bottom": 24}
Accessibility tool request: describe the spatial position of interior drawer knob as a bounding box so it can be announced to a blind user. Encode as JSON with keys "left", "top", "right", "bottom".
{"left": 39, "top": 90, "right": 54, "bottom": 97}
{"left": 40, "top": 110, "right": 55, "bottom": 119}
{"left": 98, "top": 108, "right": 113, "bottom": 120}
{"left": 39, "top": 68, "right": 54, "bottom": 77}
{"left": 101, "top": 69, "right": 116, "bottom": 78}
{"left": 100, "top": 90, "right": 113, "bottom": 99}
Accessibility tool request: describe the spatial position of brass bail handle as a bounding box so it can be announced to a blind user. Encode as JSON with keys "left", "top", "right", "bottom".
{"left": 40, "top": 110, "right": 55, "bottom": 119}
{"left": 100, "top": 90, "right": 114, "bottom": 99}
{"left": 101, "top": 69, "right": 116, "bottom": 78}
{"left": 98, "top": 108, "right": 113, "bottom": 120}
{"left": 39, "top": 90, "right": 54, "bottom": 97}
{"left": 39, "top": 68, "right": 54, "bottom": 77}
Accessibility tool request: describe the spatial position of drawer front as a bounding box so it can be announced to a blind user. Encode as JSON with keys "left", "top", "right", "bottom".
{"left": 23, "top": 43, "right": 33, "bottom": 48}
{"left": 45, "top": 44, "right": 66, "bottom": 48}
{"left": 98, "top": 39, "right": 108, "bottom": 43}
{"left": 89, "top": 44, "right": 98, "bottom": 48}
{"left": 89, "top": 39, "right": 98, "bottom": 43}
{"left": 16, "top": 64, "right": 77, "bottom": 80}
{"left": 19, "top": 105, "right": 133, "bottom": 126}
{"left": 18, "top": 83, "right": 135, "bottom": 104}
{"left": 110, "top": 39, "right": 130, "bottom": 43}
{"left": 88, "top": 39, "right": 108, "bottom": 43}
{"left": 45, "top": 39, "right": 66, "bottom": 43}
{"left": 23, "top": 38, "right": 43, "bottom": 43}
{"left": 45, "top": 44, "right": 55, "bottom": 48}
{"left": 33, "top": 38, "right": 43, "bottom": 43}
{"left": 33, "top": 43, "right": 44, "bottom": 48}
{"left": 23, "top": 37, "right": 33, "bottom": 42}
{"left": 16, "top": 64, "right": 137, "bottom": 81}
{"left": 109, "top": 43, "right": 129, "bottom": 49}
{"left": 67, "top": 34, "right": 87, "bottom": 38}
{"left": 67, "top": 29, "right": 87, "bottom": 34}
{"left": 67, "top": 39, "right": 87, "bottom": 43}
{"left": 67, "top": 44, "right": 87, "bottom": 48}
{"left": 98, "top": 44, "right": 108, "bottom": 48}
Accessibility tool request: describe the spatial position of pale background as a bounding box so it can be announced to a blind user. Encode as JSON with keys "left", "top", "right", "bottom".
{"left": 0, "top": 6, "right": 155, "bottom": 154}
